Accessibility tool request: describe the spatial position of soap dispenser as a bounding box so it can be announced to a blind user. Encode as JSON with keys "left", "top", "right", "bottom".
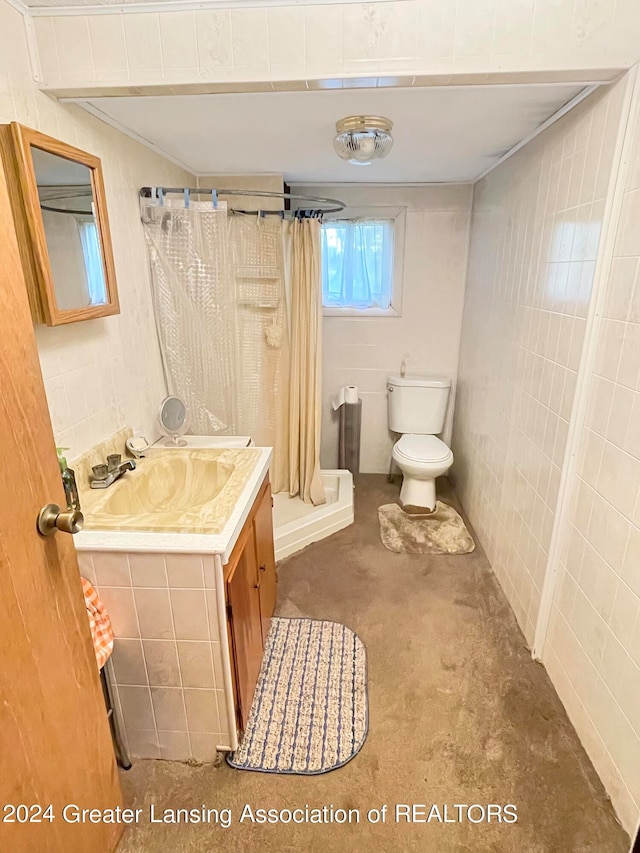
{"left": 57, "top": 448, "right": 81, "bottom": 512}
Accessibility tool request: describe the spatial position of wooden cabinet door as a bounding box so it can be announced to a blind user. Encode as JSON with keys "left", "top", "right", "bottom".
{"left": 227, "top": 529, "right": 263, "bottom": 731}
{"left": 253, "top": 483, "right": 277, "bottom": 644}
{"left": 0, "top": 143, "right": 122, "bottom": 853}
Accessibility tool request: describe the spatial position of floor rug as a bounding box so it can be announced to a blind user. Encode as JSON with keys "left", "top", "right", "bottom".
{"left": 378, "top": 501, "right": 475, "bottom": 555}
{"left": 227, "top": 617, "right": 368, "bottom": 774}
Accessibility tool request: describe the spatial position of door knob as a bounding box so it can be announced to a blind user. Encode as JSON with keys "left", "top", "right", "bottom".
{"left": 37, "top": 503, "right": 84, "bottom": 537}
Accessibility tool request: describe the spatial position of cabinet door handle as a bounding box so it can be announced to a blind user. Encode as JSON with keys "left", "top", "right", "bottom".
{"left": 259, "top": 564, "right": 266, "bottom": 572}
{"left": 253, "top": 582, "right": 260, "bottom": 589}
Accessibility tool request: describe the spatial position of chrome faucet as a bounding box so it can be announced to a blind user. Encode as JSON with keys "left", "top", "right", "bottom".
{"left": 90, "top": 455, "right": 136, "bottom": 489}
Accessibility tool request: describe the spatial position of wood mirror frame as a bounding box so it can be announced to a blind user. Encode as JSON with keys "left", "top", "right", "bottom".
{"left": 0, "top": 122, "right": 120, "bottom": 326}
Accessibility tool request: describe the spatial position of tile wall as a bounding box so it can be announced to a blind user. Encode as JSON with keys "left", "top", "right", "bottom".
{"left": 296, "top": 183, "right": 472, "bottom": 474}
{"left": 32, "top": 0, "right": 640, "bottom": 93}
{"left": 453, "top": 80, "right": 626, "bottom": 645}
{"left": 543, "top": 76, "right": 640, "bottom": 832}
{"left": 79, "top": 550, "right": 230, "bottom": 760}
{"left": 0, "top": 0, "right": 194, "bottom": 458}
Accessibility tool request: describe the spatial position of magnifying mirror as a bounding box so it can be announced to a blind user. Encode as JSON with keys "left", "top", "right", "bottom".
{"left": 158, "top": 396, "right": 188, "bottom": 447}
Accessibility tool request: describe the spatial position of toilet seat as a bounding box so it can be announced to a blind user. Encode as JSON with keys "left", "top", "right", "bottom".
{"left": 394, "top": 434, "right": 452, "bottom": 463}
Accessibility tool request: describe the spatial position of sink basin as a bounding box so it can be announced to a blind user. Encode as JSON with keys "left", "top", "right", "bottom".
{"left": 103, "top": 455, "right": 234, "bottom": 516}
{"left": 82, "top": 447, "right": 261, "bottom": 534}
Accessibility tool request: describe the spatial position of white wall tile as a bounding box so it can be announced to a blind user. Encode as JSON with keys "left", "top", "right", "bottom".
{"left": 95, "top": 548, "right": 230, "bottom": 754}
{"left": 142, "top": 640, "right": 181, "bottom": 688}
{"left": 53, "top": 17, "right": 93, "bottom": 83}
{"left": 98, "top": 587, "right": 138, "bottom": 638}
{"left": 125, "top": 728, "right": 159, "bottom": 759}
{"left": 184, "top": 688, "right": 220, "bottom": 733}
{"left": 88, "top": 15, "right": 127, "bottom": 79}
{"left": 134, "top": 588, "right": 174, "bottom": 639}
{"left": 177, "top": 641, "right": 215, "bottom": 688}
{"left": 159, "top": 11, "right": 197, "bottom": 72}
{"left": 538, "top": 76, "right": 640, "bottom": 833}
{"left": 32, "top": 0, "right": 640, "bottom": 90}
{"left": 93, "top": 552, "right": 131, "bottom": 587}
{"left": 268, "top": 6, "right": 305, "bottom": 77}
{"left": 453, "top": 82, "right": 626, "bottom": 648}
{"left": 157, "top": 730, "right": 190, "bottom": 761}
{"left": 170, "top": 589, "right": 209, "bottom": 641}
{"left": 304, "top": 6, "right": 343, "bottom": 76}
{"left": 455, "top": 70, "right": 640, "bottom": 832}
{"left": 150, "top": 686, "right": 187, "bottom": 731}
{"left": 123, "top": 13, "right": 163, "bottom": 79}
{"left": 0, "top": 0, "right": 193, "bottom": 461}
{"left": 129, "top": 553, "right": 167, "bottom": 587}
{"left": 166, "top": 554, "right": 204, "bottom": 588}
{"left": 118, "top": 685, "right": 155, "bottom": 730}
{"left": 230, "top": 8, "right": 269, "bottom": 72}
{"left": 194, "top": 10, "right": 233, "bottom": 73}
{"left": 33, "top": 18, "right": 59, "bottom": 79}
{"left": 111, "top": 638, "right": 147, "bottom": 685}
{"left": 189, "top": 732, "right": 219, "bottom": 762}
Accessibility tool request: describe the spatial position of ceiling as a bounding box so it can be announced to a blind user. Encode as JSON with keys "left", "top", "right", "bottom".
{"left": 80, "top": 83, "right": 588, "bottom": 183}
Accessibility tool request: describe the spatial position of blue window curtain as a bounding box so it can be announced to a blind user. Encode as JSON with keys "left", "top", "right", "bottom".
{"left": 78, "top": 220, "right": 107, "bottom": 305}
{"left": 321, "top": 219, "right": 394, "bottom": 309}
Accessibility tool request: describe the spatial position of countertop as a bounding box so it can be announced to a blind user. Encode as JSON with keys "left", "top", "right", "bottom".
{"left": 74, "top": 446, "right": 272, "bottom": 563}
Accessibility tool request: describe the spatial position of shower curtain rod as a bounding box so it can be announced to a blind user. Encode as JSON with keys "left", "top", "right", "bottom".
{"left": 139, "top": 186, "right": 346, "bottom": 215}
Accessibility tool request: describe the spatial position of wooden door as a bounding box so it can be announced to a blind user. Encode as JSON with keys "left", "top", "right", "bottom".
{"left": 227, "top": 529, "right": 263, "bottom": 730}
{"left": 253, "top": 482, "right": 277, "bottom": 643}
{"left": 0, "top": 154, "right": 122, "bottom": 852}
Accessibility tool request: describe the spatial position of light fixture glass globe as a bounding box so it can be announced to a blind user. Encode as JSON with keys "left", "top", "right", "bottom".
{"left": 334, "top": 116, "right": 394, "bottom": 166}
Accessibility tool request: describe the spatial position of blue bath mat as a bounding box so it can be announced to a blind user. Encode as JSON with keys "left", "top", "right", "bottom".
{"left": 227, "top": 617, "right": 368, "bottom": 774}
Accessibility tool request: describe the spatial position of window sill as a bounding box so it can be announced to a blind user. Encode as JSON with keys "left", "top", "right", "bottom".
{"left": 322, "top": 306, "right": 401, "bottom": 318}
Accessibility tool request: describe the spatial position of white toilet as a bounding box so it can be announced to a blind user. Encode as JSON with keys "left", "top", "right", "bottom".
{"left": 387, "top": 374, "right": 453, "bottom": 514}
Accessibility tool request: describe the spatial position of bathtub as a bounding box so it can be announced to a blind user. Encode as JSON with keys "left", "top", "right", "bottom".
{"left": 272, "top": 470, "right": 354, "bottom": 560}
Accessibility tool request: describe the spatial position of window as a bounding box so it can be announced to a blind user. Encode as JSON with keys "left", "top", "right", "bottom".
{"left": 320, "top": 208, "right": 404, "bottom": 316}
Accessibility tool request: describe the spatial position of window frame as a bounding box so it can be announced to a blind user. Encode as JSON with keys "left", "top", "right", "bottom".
{"left": 320, "top": 205, "right": 406, "bottom": 317}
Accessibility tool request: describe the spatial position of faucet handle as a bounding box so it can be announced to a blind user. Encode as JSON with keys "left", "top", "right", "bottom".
{"left": 107, "top": 454, "right": 121, "bottom": 471}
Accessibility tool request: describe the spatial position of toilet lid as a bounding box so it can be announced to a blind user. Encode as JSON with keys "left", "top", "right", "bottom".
{"left": 395, "top": 434, "right": 452, "bottom": 463}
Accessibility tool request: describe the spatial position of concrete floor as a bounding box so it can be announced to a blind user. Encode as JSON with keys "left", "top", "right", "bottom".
{"left": 117, "top": 476, "right": 629, "bottom": 852}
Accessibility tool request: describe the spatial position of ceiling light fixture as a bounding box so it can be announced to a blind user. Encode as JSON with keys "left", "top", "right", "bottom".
{"left": 334, "top": 115, "right": 394, "bottom": 166}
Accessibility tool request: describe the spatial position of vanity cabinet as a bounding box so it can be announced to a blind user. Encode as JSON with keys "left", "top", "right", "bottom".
{"left": 225, "top": 475, "right": 277, "bottom": 731}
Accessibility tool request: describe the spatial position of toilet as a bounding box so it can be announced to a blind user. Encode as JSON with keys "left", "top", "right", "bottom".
{"left": 387, "top": 374, "right": 453, "bottom": 514}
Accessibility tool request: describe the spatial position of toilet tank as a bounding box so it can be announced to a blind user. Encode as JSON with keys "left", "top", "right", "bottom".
{"left": 387, "top": 375, "right": 451, "bottom": 434}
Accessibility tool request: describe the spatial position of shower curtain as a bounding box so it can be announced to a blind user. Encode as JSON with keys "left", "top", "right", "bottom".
{"left": 228, "top": 213, "right": 290, "bottom": 493}
{"left": 283, "top": 218, "right": 325, "bottom": 506}
{"left": 141, "top": 196, "right": 324, "bottom": 504}
{"left": 140, "top": 198, "right": 236, "bottom": 434}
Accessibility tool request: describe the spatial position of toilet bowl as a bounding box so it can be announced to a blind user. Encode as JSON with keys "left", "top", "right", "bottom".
{"left": 391, "top": 434, "right": 453, "bottom": 514}
{"left": 387, "top": 373, "right": 453, "bottom": 514}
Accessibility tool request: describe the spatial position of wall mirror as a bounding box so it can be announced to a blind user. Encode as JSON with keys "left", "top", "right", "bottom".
{"left": 0, "top": 123, "right": 119, "bottom": 326}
